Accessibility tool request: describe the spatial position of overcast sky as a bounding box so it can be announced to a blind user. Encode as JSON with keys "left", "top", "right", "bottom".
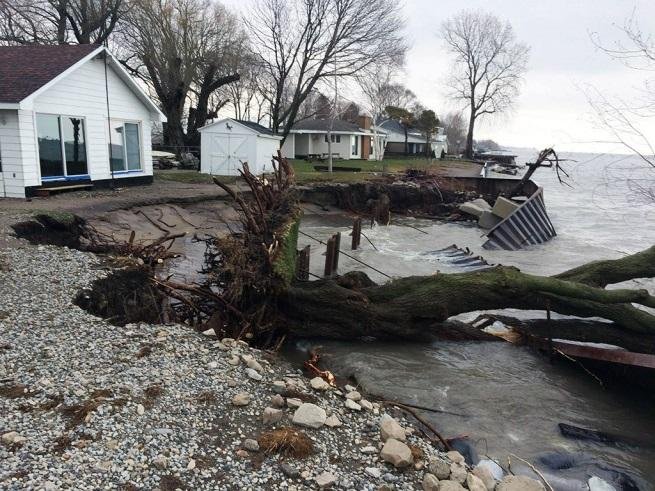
{"left": 224, "top": 0, "right": 655, "bottom": 153}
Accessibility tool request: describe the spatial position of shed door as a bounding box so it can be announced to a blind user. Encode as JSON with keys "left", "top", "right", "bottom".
{"left": 209, "top": 134, "right": 249, "bottom": 175}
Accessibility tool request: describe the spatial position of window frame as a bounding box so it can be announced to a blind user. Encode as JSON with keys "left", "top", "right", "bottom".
{"left": 109, "top": 119, "right": 144, "bottom": 174}
{"left": 35, "top": 112, "right": 89, "bottom": 181}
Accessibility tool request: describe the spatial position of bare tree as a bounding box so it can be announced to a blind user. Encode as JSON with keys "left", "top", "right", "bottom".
{"left": 441, "top": 111, "right": 467, "bottom": 155}
{"left": 586, "top": 12, "right": 655, "bottom": 204}
{"left": 246, "top": 0, "right": 407, "bottom": 143}
{"left": 441, "top": 10, "right": 529, "bottom": 159}
{"left": 223, "top": 56, "right": 269, "bottom": 124}
{"left": 120, "top": 0, "right": 245, "bottom": 149}
{"left": 357, "top": 65, "right": 413, "bottom": 162}
{"left": 0, "top": 0, "right": 125, "bottom": 45}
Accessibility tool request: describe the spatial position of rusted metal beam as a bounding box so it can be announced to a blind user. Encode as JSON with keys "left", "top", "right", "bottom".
{"left": 552, "top": 340, "right": 655, "bottom": 369}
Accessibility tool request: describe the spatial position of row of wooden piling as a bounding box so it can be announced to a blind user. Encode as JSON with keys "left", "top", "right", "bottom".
{"left": 295, "top": 217, "right": 364, "bottom": 280}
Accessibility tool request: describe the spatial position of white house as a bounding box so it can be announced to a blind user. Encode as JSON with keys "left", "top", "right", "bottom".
{"left": 377, "top": 120, "right": 448, "bottom": 157}
{"left": 199, "top": 118, "right": 282, "bottom": 176}
{"left": 0, "top": 44, "right": 165, "bottom": 198}
{"left": 281, "top": 117, "right": 385, "bottom": 161}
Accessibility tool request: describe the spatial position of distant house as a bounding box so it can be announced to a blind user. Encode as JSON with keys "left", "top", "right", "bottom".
{"left": 377, "top": 120, "right": 448, "bottom": 157}
{"left": 199, "top": 118, "right": 282, "bottom": 176}
{"left": 0, "top": 44, "right": 165, "bottom": 198}
{"left": 281, "top": 116, "right": 385, "bottom": 160}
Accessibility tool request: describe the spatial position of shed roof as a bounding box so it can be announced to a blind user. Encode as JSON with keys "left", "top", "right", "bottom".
{"left": 291, "top": 119, "right": 361, "bottom": 133}
{"left": 0, "top": 44, "right": 100, "bottom": 103}
{"left": 234, "top": 119, "right": 274, "bottom": 135}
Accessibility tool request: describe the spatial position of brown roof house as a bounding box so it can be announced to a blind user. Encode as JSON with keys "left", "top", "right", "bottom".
{"left": 0, "top": 44, "right": 165, "bottom": 198}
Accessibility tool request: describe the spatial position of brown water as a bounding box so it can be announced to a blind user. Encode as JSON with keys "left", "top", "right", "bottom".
{"left": 291, "top": 152, "right": 655, "bottom": 489}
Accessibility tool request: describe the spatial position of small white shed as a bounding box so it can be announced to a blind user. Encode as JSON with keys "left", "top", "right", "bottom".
{"left": 199, "top": 118, "right": 281, "bottom": 176}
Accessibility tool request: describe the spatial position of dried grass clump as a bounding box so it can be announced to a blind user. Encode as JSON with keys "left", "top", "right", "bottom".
{"left": 409, "top": 444, "right": 424, "bottom": 462}
{"left": 258, "top": 427, "right": 314, "bottom": 458}
{"left": 61, "top": 399, "right": 102, "bottom": 428}
{"left": 143, "top": 384, "right": 164, "bottom": 408}
{"left": 0, "top": 383, "right": 36, "bottom": 399}
{"left": 192, "top": 391, "right": 216, "bottom": 405}
{"left": 52, "top": 433, "right": 72, "bottom": 454}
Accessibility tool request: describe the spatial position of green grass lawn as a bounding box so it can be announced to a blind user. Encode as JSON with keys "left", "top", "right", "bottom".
{"left": 154, "top": 157, "right": 476, "bottom": 186}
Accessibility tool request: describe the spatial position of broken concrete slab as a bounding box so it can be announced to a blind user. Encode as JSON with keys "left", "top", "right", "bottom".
{"left": 459, "top": 198, "right": 492, "bottom": 218}
{"left": 491, "top": 197, "right": 520, "bottom": 219}
{"left": 478, "top": 211, "right": 503, "bottom": 229}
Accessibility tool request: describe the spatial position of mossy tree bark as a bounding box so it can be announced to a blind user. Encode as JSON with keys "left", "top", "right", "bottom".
{"left": 280, "top": 247, "right": 655, "bottom": 351}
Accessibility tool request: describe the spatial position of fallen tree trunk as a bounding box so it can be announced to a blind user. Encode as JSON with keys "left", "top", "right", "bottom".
{"left": 280, "top": 250, "right": 655, "bottom": 349}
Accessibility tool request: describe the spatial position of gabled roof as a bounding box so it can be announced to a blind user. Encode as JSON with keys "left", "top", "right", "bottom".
{"left": 0, "top": 44, "right": 100, "bottom": 103}
{"left": 0, "top": 44, "right": 166, "bottom": 121}
{"left": 234, "top": 119, "right": 273, "bottom": 135}
{"left": 291, "top": 119, "right": 361, "bottom": 133}
{"left": 198, "top": 118, "right": 282, "bottom": 139}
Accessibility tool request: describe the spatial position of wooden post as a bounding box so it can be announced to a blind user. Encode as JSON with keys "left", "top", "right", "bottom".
{"left": 324, "top": 236, "right": 335, "bottom": 277}
{"left": 352, "top": 217, "right": 362, "bottom": 250}
{"left": 333, "top": 232, "right": 341, "bottom": 274}
{"left": 296, "top": 245, "right": 310, "bottom": 280}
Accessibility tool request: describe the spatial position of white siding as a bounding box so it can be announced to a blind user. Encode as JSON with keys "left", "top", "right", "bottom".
{"left": 31, "top": 57, "right": 154, "bottom": 182}
{"left": 18, "top": 110, "right": 38, "bottom": 187}
{"left": 0, "top": 110, "right": 25, "bottom": 198}
{"left": 306, "top": 133, "right": 353, "bottom": 160}
{"left": 255, "top": 136, "right": 281, "bottom": 173}
{"left": 280, "top": 133, "right": 295, "bottom": 159}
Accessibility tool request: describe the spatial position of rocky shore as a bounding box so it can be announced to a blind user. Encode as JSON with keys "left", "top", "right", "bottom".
{"left": 0, "top": 240, "right": 546, "bottom": 490}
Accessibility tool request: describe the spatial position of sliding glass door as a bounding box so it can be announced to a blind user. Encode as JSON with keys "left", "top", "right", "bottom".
{"left": 36, "top": 114, "right": 87, "bottom": 178}
{"left": 110, "top": 121, "right": 142, "bottom": 172}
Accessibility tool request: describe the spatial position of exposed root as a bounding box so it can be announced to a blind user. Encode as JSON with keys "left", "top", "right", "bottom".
{"left": 258, "top": 427, "right": 314, "bottom": 458}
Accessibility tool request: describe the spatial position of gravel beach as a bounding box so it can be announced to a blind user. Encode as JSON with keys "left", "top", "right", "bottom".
{"left": 0, "top": 240, "right": 515, "bottom": 491}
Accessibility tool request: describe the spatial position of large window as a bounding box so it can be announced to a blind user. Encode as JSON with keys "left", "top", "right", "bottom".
{"left": 324, "top": 134, "right": 341, "bottom": 143}
{"left": 109, "top": 121, "right": 142, "bottom": 172}
{"left": 37, "top": 114, "right": 87, "bottom": 178}
{"left": 351, "top": 135, "right": 359, "bottom": 156}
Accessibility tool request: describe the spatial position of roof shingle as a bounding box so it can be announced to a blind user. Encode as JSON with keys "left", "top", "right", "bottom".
{"left": 291, "top": 119, "right": 361, "bottom": 132}
{"left": 0, "top": 44, "right": 101, "bottom": 103}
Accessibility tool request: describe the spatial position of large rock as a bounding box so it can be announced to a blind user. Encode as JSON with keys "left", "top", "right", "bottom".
{"left": 245, "top": 368, "right": 263, "bottom": 381}
{"left": 325, "top": 415, "right": 342, "bottom": 428}
{"left": 437, "top": 481, "right": 465, "bottom": 491}
{"left": 472, "top": 464, "right": 497, "bottom": 490}
{"left": 315, "top": 471, "right": 337, "bottom": 488}
{"left": 345, "top": 390, "right": 362, "bottom": 401}
{"left": 345, "top": 399, "right": 361, "bottom": 411}
{"left": 380, "top": 438, "right": 413, "bottom": 468}
{"left": 232, "top": 392, "right": 251, "bottom": 406}
{"left": 466, "top": 473, "right": 487, "bottom": 491}
{"left": 459, "top": 198, "right": 492, "bottom": 218}
{"left": 262, "top": 407, "right": 284, "bottom": 425}
{"left": 422, "top": 473, "right": 440, "bottom": 491}
{"left": 1, "top": 432, "right": 26, "bottom": 445}
{"left": 310, "top": 377, "right": 331, "bottom": 391}
{"left": 445, "top": 451, "right": 465, "bottom": 464}
{"left": 428, "top": 457, "right": 451, "bottom": 480}
{"left": 496, "top": 475, "right": 545, "bottom": 491}
{"left": 292, "top": 403, "right": 327, "bottom": 429}
{"left": 380, "top": 415, "right": 406, "bottom": 442}
{"left": 449, "top": 463, "right": 467, "bottom": 484}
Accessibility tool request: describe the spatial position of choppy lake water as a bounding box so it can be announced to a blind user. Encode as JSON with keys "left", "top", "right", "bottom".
{"left": 293, "top": 151, "right": 655, "bottom": 489}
